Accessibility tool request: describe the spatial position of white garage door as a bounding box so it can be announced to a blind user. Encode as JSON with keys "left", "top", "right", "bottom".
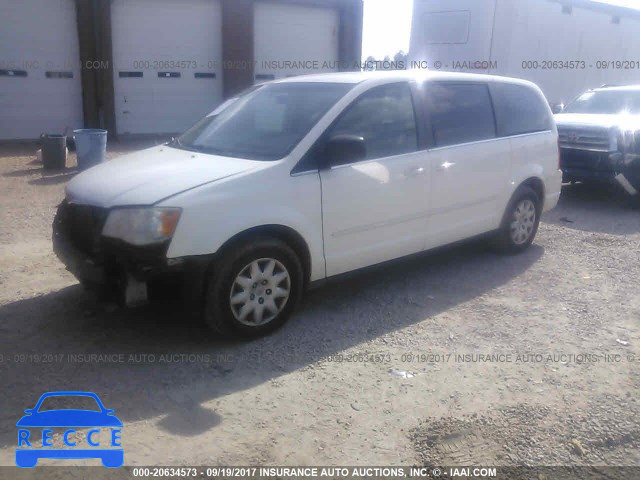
{"left": 254, "top": 2, "right": 340, "bottom": 82}
{"left": 111, "top": 0, "right": 223, "bottom": 135}
{"left": 0, "top": 0, "right": 83, "bottom": 140}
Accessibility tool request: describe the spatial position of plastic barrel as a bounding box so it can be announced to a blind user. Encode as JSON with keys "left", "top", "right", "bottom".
{"left": 41, "top": 134, "right": 67, "bottom": 170}
{"left": 73, "top": 129, "right": 107, "bottom": 171}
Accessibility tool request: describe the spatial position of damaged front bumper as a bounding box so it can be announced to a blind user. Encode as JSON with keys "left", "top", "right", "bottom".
{"left": 561, "top": 149, "right": 640, "bottom": 195}
{"left": 52, "top": 201, "right": 209, "bottom": 306}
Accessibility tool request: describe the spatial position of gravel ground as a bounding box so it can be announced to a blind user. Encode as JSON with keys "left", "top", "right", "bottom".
{"left": 0, "top": 142, "right": 639, "bottom": 474}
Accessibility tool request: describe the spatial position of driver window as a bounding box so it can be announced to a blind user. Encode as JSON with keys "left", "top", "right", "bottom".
{"left": 327, "top": 82, "right": 418, "bottom": 165}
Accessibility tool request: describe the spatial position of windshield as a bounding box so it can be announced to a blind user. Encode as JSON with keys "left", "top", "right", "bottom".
{"left": 172, "top": 82, "right": 354, "bottom": 161}
{"left": 563, "top": 89, "right": 640, "bottom": 115}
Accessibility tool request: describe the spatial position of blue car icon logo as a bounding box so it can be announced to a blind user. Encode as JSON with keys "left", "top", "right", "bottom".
{"left": 16, "top": 391, "right": 123, "bottom": 468}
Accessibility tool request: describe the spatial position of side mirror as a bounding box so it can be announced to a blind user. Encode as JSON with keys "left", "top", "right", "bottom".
{"left": 323, "top": 135, "right": 367, "bottom": 168}
{"left": 551, "top": 103, "right": 565, "bottom": 114}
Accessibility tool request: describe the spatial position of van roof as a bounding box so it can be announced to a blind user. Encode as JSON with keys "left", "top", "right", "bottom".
{"left": 274, "top": 70, "right": 537, "bottom": 87}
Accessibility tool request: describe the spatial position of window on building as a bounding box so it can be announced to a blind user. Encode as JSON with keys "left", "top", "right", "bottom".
{"left": 425, "top": 83, "right": 496, "bottom": 148}
{"left": 423, "top": 10, "right": 470, "bottom": 44}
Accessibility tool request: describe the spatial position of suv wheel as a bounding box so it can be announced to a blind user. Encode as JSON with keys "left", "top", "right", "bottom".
{"left": 492, "top": 186, "right": 541, "bottom": 253}
{"left": 204, "top": 237, "right": 303, "bottom": 337}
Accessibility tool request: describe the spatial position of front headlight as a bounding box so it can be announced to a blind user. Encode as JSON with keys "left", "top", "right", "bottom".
{"left": 102, "top": 208, "right": 181, "bottom": 246}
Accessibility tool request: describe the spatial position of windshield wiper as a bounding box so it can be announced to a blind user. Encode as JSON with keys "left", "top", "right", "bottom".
{"left": 168, "top": 138, "right": 203, "bottom": 153}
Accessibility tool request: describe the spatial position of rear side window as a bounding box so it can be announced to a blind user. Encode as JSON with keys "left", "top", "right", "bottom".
{"left": 425, "top": 83, "right": 496, "bottom": 148}
{"left": 328, "top": 82, "right": 418, "bottom": 162}
{"left": 491, "top": 83, "right": 552, "bottom": 136}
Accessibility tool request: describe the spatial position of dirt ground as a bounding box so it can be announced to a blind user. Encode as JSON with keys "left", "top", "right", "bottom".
{"left": 0, "top": 141, "right": 638, "bottom": 473}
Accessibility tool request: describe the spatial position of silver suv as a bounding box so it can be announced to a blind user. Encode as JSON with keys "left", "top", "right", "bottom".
{"left": 555, "top": 85, "right": 640, "bottom": 195}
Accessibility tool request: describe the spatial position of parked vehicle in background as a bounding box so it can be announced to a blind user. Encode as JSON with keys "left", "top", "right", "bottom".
{"left": 555, "top": 85, "right": 640, "bottom": 194}
{"left": 53, "top": 71, "right": 561, "bottom": 338}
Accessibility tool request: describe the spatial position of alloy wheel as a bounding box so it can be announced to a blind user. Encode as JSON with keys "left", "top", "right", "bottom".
{"left": 510, "top": 199, "right": 537, "bottom": 245}
{"left": 229, "top": 258, "right": 291, "bottom": 326}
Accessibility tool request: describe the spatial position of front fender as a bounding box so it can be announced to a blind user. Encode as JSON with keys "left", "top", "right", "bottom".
{"left": 160, "top": 170, "right": 326, "bottom": 281}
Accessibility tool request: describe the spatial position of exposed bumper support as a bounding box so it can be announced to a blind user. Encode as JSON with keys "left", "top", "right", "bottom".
{"left": 615, "top": 173, "right": 639, "bottom": 196}
{"left": 616, "top": 152, "right": 640, "bottom": 195}
{"left": 124, "top": 274, "right": 149, "bottom": 307}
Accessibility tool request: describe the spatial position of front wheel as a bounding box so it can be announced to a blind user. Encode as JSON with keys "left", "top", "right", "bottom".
{"left": 204, "top": 237, "right": 303, "bottom": 338}
{"left": 492, "top": 186, "right": 541, "bottom": 253}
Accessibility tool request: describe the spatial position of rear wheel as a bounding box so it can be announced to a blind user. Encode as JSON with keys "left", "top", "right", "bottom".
{"left": 204, "top": 237, "right": 303, "bottom": 338}
{"left": 492, "top": 186, "right": 541, "bottom": 253}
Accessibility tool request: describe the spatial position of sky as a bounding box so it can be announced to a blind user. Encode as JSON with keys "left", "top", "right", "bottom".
{"left": 362, "top": 0, "right": 414, "bottom": 60}
{"left": 362, "top": 0, "right": 640, "bottom": 61}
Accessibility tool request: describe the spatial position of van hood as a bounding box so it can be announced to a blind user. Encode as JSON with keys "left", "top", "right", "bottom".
{"left": 65, "top": 146, "right": 262, "bottom": 207}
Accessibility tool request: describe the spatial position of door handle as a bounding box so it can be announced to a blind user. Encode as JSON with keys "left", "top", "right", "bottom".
{"left": 436, "top": 161, "right": 456, "bottom": 172}
{"left": 404, "top": 166, "right": 426, "bottom": 177}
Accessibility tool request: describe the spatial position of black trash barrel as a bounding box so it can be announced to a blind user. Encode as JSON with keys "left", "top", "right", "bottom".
{"left": 41, "top": 134, "right": 67, "bottom": 170}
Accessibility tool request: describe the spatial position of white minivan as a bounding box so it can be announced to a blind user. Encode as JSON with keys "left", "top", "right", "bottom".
{"left": 54, "top": 71, "right": 562, "bottom": 337}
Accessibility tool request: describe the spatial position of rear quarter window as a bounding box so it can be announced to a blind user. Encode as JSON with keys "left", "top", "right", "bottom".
{"left": 490, "top": 83, "right": 553, "bottom": 137}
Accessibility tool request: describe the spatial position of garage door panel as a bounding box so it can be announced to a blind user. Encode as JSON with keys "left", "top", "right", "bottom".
{"left": 254, "top": 2, "right": 339, "bottom": 80}
{"left": 1, "top": 90, "right": 80, "bottom": 110}
{"left": 264, "top": 24, "right": 337, "bottom": 61}
{"left": 114, "top": 89, "right": 155, "bottom": 136}
{"left": 0, "top": 0, "right": 83, "bottom": 139}
{"left": 112, "top": 0, "right": 222, "bottom": 135}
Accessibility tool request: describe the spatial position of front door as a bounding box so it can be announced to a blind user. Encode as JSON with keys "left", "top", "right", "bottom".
{"left": 319, "top": 82, "right": 431, "bottom": 277}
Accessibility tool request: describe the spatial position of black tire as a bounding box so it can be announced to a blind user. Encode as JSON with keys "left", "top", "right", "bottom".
{"left": 491, "top": 186, "right": 541, "bottom": 254}
{"left": 203, "top": 236, "right": 303, "bottom": 338}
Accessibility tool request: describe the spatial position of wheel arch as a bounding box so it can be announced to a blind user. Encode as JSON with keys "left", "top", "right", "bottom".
{"left": 519, "top": 176, "right": 545, "bottom": 210}
{"left": 500, "top": 178, "right": 545, "bottom": 229}
{"left": 217, "top": 224, "right": 313, "bottom": 287}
